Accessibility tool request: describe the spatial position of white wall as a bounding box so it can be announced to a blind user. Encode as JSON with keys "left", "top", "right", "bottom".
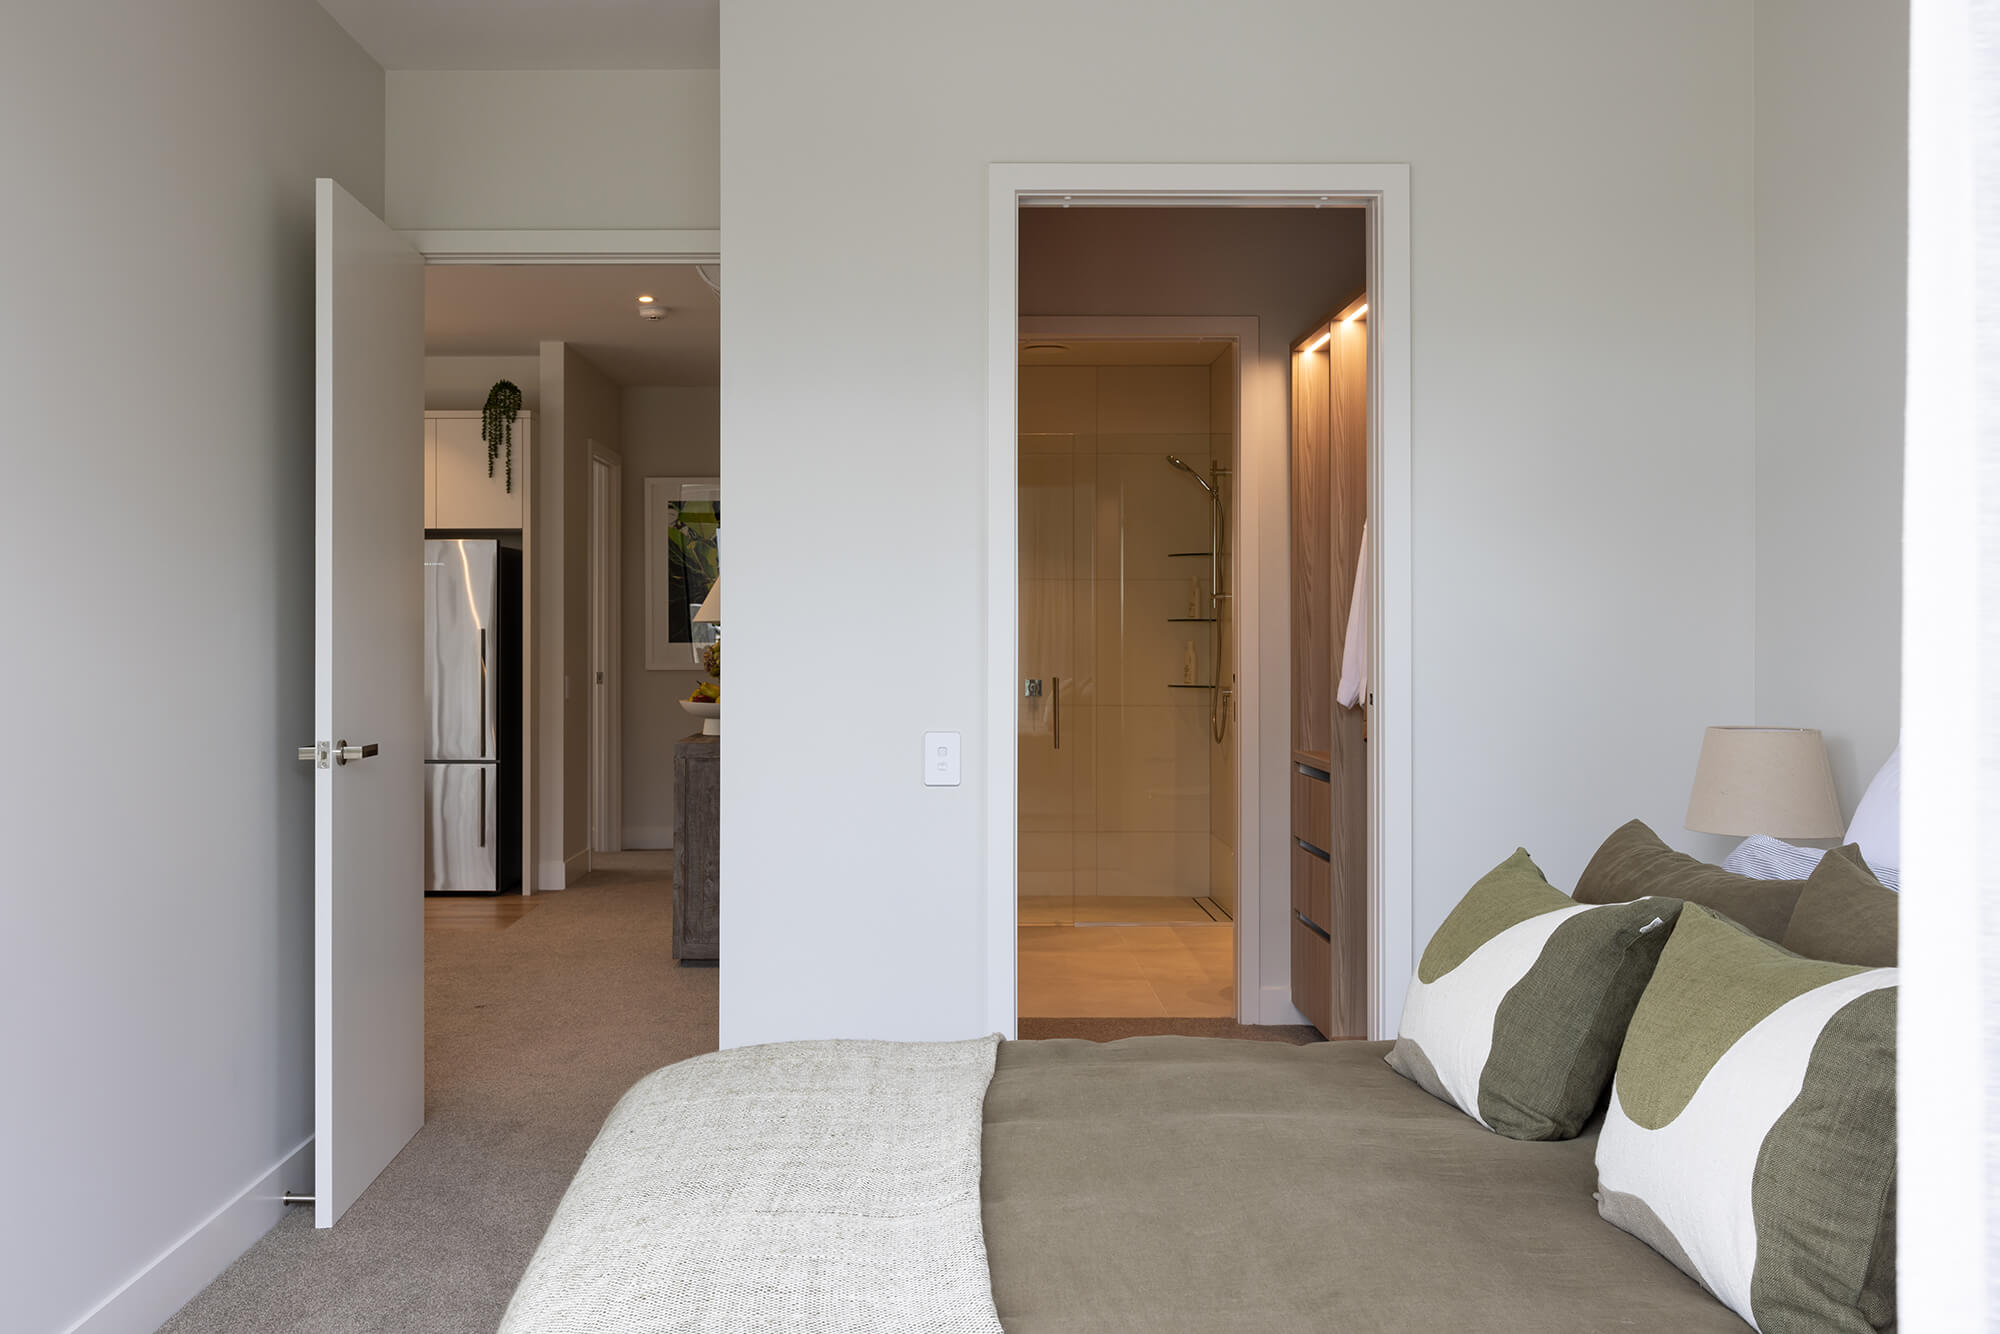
{"left": 1752, "top": 0, "right": 1908, "bottom": 815}
{"left": 719, "top": 0, "right": 1758, "bottom": 1047}
{"left": 535, "top": 343, "right": 623, "bottom": 886}
{"left": 0, "top": 2, "right": 383, "bottom": 1328}
{"left": 385, "top": 70, "right": 719, "bottom": 231}
{"left": 619, "top": 387, "right": 721, "bottom": 847}
{"left": 424, "top": 354, "right": 541, "bottom": 413}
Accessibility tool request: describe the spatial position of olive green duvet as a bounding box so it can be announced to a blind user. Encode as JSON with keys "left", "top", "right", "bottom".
{"left": 981, "top": 1036, "right": 1749, "bottom": 1333}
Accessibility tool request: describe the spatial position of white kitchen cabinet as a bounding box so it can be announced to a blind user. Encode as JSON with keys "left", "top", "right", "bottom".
{"left": 431, "top": 411, "right": 529, "bottom": 530}
{"left": 422, "top": 418, "right": 438, "bottom": 528}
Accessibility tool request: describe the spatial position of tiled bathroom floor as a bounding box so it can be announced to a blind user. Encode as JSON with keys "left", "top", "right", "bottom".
{"left": 1018, "top": 893, "right": 1230, "bottom": 926}
{"left": 1017, "top": 923, "right": 1235, "bottom": 1018}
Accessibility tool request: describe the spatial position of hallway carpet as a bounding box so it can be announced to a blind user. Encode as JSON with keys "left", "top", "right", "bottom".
{"left": 159, "top": 857, "right": 719, "bottom": 1333}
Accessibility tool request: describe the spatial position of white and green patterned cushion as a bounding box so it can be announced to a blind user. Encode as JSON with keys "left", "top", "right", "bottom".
{"left": 1595, "top": 906, "right": 1897, "bottom": 1333}
{"left": 1385, "top": 849, "right": 1680, "bottom": 1140}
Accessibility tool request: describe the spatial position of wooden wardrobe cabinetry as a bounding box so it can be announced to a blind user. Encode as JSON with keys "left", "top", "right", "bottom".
{"left": 1289, "top": 300, "right": 1369, "bottom": 1039}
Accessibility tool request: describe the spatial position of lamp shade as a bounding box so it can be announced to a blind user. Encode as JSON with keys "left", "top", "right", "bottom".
{"left": 1685, "top": 726, "right": 1843, "bottom": 838}
{"left": 693, "top": 578, "right": 722, "bottom": 624}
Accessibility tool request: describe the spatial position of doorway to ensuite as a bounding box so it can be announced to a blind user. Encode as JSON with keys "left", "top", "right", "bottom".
{"left": 998, "top": 176, "right": 1413, "bottom": 1040}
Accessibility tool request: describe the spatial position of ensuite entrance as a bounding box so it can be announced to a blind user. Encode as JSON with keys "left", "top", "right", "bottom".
{"left": 1016, "top": 338, "right": 1241, "bottom": 1019}
{"left": 1007, "top": 198, "right": 1382, "bottom": 1036}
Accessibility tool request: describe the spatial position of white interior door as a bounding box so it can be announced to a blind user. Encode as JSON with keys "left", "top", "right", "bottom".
{"left": 313, "top": 178, "right": 425, "bottom": 1227}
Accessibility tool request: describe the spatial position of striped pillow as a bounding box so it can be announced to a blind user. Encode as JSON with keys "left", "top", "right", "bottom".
{"left": 1596, "top": 906, "right": 1897, "bottom": 1332}
{"left": 1385, "top": 849, "right": 1680, "bottom": 1140}
{"left": 1724, "top": 834, "right": 1900, "bottom": 892}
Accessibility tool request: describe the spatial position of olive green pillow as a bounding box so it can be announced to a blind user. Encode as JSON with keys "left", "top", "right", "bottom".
{"left": 1576, "top": 819, "right": 1806, "bottom": 942}
{"left": 1386, "top": 849, "right": 1681, "bottom": 1140}
{"left": 1596, "top": 906, "right": 1896, "bottom": 1333}
{"left": 1782, "top": 844, "right": 1899, "bottom": 967}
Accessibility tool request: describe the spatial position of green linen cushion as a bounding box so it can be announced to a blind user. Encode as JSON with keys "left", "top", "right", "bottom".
{"left": 1781, "top": 845, "right": 1899, "bottom": 967}
{"left": 1575, "top": 819, "right": 1804, "bottom": 941}
{"left": 1385, "top": 849, "right": 1680, "bottom": 1140}
{"left": 1595, "top": 906, "right": 1897, "bottom": 1333}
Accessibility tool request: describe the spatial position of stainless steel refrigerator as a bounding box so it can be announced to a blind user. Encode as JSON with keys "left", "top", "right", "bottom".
{"left": 424, "top": 538, "right": 520, "bottom": 893}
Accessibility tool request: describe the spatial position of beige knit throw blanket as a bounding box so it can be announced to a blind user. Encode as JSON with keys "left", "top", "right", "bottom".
{"left": 498, "top": 1035, "right": 1005, "bottom": 1334}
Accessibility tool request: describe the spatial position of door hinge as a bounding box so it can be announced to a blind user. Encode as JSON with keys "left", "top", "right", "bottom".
{"left": 296, "top": 741, "right": 330, "bottom": 769}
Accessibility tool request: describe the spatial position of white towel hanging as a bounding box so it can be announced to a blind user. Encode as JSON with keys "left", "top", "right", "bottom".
{"left": 1337, "top": 521, "right": 1369, "bottom": 709}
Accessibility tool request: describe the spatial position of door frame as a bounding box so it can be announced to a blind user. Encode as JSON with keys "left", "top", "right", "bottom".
{"left": 1015, "top": 316, "right": 1261, "bottom": 1021}
{"left": 411, "top": 230, "right": 717, "bottom": 885}
{"left": 588, "top": 445, "right": 624, "bottom": 853}
{"left": 987, "top": 164, "right": 1414, "bottom": 1040}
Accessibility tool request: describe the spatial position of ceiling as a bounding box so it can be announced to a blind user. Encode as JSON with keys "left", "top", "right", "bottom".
{"left": 426, "top": 265, "right": 719, "bottom": 387}
{"left": 316, "top": 0, "right": 718, "bottom": 70}
{"left": 1019, "top": 339, "right": 1234, "bottom": 367}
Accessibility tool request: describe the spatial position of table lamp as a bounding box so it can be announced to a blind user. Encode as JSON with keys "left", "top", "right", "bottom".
{"left": 1685, "top": 726, "right": 1843, "bottom": 839}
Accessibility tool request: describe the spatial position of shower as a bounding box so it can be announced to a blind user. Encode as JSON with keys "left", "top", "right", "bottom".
{"left": 1166, "top": 454, "right": 1230, "bottom": 743}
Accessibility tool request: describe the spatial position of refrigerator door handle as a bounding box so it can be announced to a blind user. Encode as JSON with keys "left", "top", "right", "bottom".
{"left": 479, "top": 628, "right": 488, "bottom": 759}
{"left": 478, "top": 767, "right": 486, "bottom": 848}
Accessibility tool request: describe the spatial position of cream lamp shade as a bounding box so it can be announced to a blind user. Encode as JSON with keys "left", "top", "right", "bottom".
{"left": 1685, "top": 726, "right": 1843, "bottom": 838}
{"left": 693, "top": 578, "right": 722, "bottom": 624}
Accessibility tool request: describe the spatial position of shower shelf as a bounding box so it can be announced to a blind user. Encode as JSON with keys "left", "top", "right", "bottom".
{"left": 1168, "top": 617, "right": 1217, "bottom": 623}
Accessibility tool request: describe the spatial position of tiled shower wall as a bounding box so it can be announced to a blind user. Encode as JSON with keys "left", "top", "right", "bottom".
{"left": 1018, "top": 360, "right": 1233, "bottom": 901}
{"left": 1207, "top": 351, "right": 1237, "bottom": 918}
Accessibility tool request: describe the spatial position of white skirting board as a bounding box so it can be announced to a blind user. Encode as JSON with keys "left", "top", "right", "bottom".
{"left": 1259, "top": 984, "right": 1314, "bottom": 1029}
{"left": 64, "top": 1137, "right": 312, "bottom": 1334}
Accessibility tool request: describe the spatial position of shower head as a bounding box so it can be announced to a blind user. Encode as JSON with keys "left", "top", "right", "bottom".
{"left": 1165, "top": 454, "right": 1216, "bottom": 497}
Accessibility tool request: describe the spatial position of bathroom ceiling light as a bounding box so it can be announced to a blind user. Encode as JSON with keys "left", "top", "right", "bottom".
{"left": 1303, "top": 329, "right": 1331, "bottom": 353}
{"left": 637, "top": 294, "right": 655, "bottom": 304}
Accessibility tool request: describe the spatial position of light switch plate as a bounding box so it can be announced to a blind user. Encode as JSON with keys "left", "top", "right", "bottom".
{"left": 923, "top": 731, "right": 962, "bottom": 787}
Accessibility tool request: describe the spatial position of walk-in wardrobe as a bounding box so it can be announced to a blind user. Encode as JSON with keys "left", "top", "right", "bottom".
{"left": 1290, "top": 295, "right": 1369, "bottom": 1038}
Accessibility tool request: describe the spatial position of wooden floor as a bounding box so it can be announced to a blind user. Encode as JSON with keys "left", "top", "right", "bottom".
{"left": 423, "top": 852, "right": 668, "bottom": 933}
{"left": 423, "top": 893, "right": 544, "bottom": 932}
{"left": 1018, "top": 923, "right": 1234, "bottom": 1018}
{"left": 1018, "top": 894, "right": 1230, "bottom": 926}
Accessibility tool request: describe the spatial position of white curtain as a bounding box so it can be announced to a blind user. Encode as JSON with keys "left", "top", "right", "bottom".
{"left": 1899, "top": 0, "right": 2000, "bottom": 1324}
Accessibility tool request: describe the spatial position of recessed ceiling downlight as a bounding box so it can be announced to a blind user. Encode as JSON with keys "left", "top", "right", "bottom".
{"left": 637, "top": 294, "right": 655, "bottom": 303}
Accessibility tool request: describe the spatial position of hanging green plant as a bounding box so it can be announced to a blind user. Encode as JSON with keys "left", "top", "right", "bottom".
{"left": 482, "top": 380, "right": 523, "bottom": 493}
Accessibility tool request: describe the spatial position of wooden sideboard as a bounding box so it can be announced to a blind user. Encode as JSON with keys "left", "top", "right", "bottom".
{"left": 672, "top": 734, "right": 719, "bottom": 962}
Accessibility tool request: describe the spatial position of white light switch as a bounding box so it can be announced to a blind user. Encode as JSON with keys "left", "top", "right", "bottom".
{"left": 923, "top": 731, "right": 962, "bottom": 787}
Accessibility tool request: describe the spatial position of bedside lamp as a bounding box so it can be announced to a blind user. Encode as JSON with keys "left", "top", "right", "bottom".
{"left": 1685, "top": 726, "right": 1843, "bottom": 839}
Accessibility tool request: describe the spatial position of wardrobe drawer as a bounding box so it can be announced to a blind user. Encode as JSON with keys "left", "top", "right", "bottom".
{"left": 1291, "top": 841, "right": 1332, "bottom": 930}
{"left": 1292, "top": 915, "right": 1333, "bottom": 1037}
{"left": 1291, "top": 764, "right": 1331, "bottom": 852}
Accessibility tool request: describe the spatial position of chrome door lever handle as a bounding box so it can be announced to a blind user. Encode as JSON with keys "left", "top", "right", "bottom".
{"left": 334, "top": 740, "right": 379, "bottom": 765}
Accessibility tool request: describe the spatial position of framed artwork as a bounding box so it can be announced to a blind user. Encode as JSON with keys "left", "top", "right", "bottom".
{"left": 643, "top": 476, "right": 721, "bottom": 670}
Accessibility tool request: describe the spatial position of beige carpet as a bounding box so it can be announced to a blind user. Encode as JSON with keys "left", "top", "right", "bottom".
{"left": 159, "top": 860, "right": 719, "bottom": 1333}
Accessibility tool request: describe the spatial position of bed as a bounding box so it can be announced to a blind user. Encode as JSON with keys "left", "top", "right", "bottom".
{"left": 499, "top": 1034, "right": 1748, "bottom": 1332}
